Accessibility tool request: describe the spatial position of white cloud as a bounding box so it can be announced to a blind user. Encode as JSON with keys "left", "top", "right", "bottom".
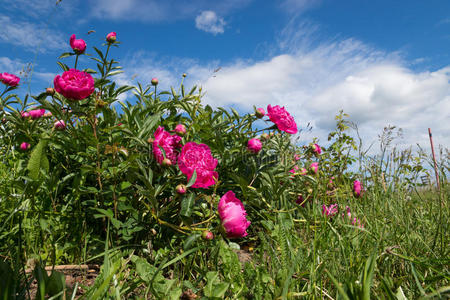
{"left": 195, "top": 11, "right": 226, "bottom": 35}
{"left": 88, "top": 0, "right": 251, "bottom": 22}
{"left": 116, "top": 22, "right": 449, "bottom": 150}
{"left": 0, "top": 15, "right": 65, "bottom": 52}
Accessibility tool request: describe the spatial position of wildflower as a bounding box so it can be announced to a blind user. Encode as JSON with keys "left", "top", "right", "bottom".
{"left": 353, "top": 180, "right": 363, "bottom": 197}
{"left": 322, "top": 204, "right": 338, "bottom": 217}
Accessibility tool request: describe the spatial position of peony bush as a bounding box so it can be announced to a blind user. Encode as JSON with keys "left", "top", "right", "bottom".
{"left": 2, "top": 30, "right": 441, "bottom": 299}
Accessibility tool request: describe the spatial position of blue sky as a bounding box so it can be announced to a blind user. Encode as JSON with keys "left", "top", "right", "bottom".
{"left": 0, "top": 0, "right": 449, "bottom": 150}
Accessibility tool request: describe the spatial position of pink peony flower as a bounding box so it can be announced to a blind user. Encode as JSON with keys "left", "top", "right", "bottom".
{"left": 29, "top": 109, "right": 45, "bottom": 120}
{"left": 21, "top": 111, "right": 30, "bottom": 118}
{"left": 20, "top": 142, "right": 30, "bottom": 151}
{"left": 178, "top": 142, "right": 218, "bottom": 189}
{"left": 343, "top": 206, "right": 364, "bottom": 228}
{"left": 353, "top": 180, "right": 363, "bottom": 197}
{"left": 70, "top": 34, "right": 86, "bottom": 54}
{"left": 309, "top": 162, "right": 319, "bottom": 174}
{"left": 255, "top": 107, "right": 265, "bottom": 118}
{"left": 266, "top": 104, "right": 298, "bottom": 134}
{"left": 322, "top": 204, "right": 338, "bottom": 217}
{"left": 0, "top": 72, "right": 20, "bottom": 87}
{"left": 218, "top": 191, "right": 251, "bottom": 238}
{"left": 173, "top": 124, "right": 186, "bottom": 136}
{"left": 106, "top": 32, "right": 117, "bottom": 43}
{"left": 152, "top": 126, "right": 182, "bottom": 165}
{"left": 247, "top": 138, "right": 262, "bottom": 154}
{"left": 54, "top": 69, "right": 95, "bottom": 100}
{"left": 312, "top": 143, "right": 322, "bottom": 155}
{"left": 54, "top": 120, "right": 66, "bottom": 131}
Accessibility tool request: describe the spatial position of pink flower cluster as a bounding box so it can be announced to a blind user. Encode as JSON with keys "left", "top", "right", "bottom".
{"left": 54, "top": 69, "right": 95, "bottom": 100}
{"left": 343, "top": 206, "right": 364, "bottom": 228}
{"left": 267, "top": 104, "right": 298, "bottom": 134}
{"left": 0, "top": 72, "right": 20, "bottom": 87}
{"left": 218, "top": 191, "right": 251, "bottom": 238}
{"left": 309, "top": 162, "right": 319, "bottom": 174}
{"left": 322, "top": 204, "right": 338, "bottom": 217}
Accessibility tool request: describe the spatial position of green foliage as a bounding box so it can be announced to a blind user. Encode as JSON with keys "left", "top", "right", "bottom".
{"left": 0, "top": 32, "right": 448, "bottom": 299}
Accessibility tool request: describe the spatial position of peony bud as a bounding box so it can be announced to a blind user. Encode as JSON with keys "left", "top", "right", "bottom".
{"left": 255, "top": 108, "right": 265, "bottom": 118}
{"left": 106, "top": 32, "right": 116, "bottom": 43}
{"left": 20, "top": 142, "right": 30, "bottom": 151}
{"left": 54, "top": 120, "right": 66, "bottom": 131}
{"left": 46, "top": 87, "right": 55, "bottom": 95}
{"left": 147, "top": 137, "right": 154, "bottom": 144}
{"left": 43, "top": 112, "right": 53, "bottom": 118}
{"left": 151, "top": 78, "right": 159, "bottom": 86}
{"left": 309, "top": 162, "right": 319, "bottom": 175}
{"left": 176, "top": 184, "right": 187, "bottom": 194}
{"left": 353, "top": 180, "right": 363, "bottom": 198}
{"left": 182, "top": 73, "right": 187, "bottom": 78}
{"left": 69, "top": 34, "right": 86, "bottom": 54}
{"left": 218, "top": 191, "right": 250, "bottom": 238}
{"left": 21, "top": 111, "right": 30, "bottom": 118}
{"left": 311, "top": 143, "right": 322, "bottom": 155}
{"left": 162, "top": 158, "right": 172, "bottom": 167}
{"left": 1, "top": 118, "right": 6, "bottom": 124}
{"left": 174, "top": 124, "right": 186, "bottom": 137}
{"left": 247, "top": 138, "right": 262, "bottom": 154}
{"left": 202, "top": 231, "right": 214, "bottom": 241}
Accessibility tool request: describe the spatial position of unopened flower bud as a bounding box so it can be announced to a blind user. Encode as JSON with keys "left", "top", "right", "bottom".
{"left": 261, "top": 133, "right": 269, "bottom": 140}
{"left": 106, "top": 32, "right": 117, "bottom": 43}
{"left": 182, "top": 73, "right": 187, "bottom": 78}
{"left": 176, "top": 184, "right": 187, "bottom": 195}
{"left": 1, "top": 118, "right": 6, "bottom": 124}
{"left": 20, "top": 142, "right": 30, "bottom": 151}
{"left": 307, "top": 188, "right": 313, "bottom": 194}
{"left": 151, "top": 77, "right": 159, "bottom": 86}
{"left": 162, "top": 158, "right": 172, "bottom": 167}
{"left": 174, "top": 124, "right": 186, "bottom": 137}
{"left": 202, "top": 231, "right": 214, "bottom": 241}
{"left": 46, "top": 87, "right": 55, "bottom": 95}
{"left": 150, "top": 228, "right": 157, "bottom": 236}
{"left": 147, "top": 137, "right": 154, "bottom": 144}
{"left": 54, "top": 120, "right": 66, "bottom": 131}
{"left": 255, "top": 108, "right": 265, "bottom": 118}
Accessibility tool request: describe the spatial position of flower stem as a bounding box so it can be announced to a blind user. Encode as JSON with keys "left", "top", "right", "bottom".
{"left": 74, "top": 54, "right": 79, "bottom": 69}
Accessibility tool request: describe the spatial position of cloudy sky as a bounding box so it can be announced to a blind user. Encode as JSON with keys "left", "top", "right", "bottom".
{"left": 0, "top": 0, "right": 449, "bottom": 151}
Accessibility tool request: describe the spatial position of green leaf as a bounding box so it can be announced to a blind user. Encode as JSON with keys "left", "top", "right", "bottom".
{"left": 27, "top": 139, "right": 49, "bottom": 180}
{"left": 204, "top": 271, "right": 229, "bottom": 299}
{"left": 58, "top": 52, "right": 75, "bottom": 59}
{"left": 46, "top": 271, "right": 66, "bottom": 300}
{"left": 186, "top": 170, "right": 197, "bottom": 188}
{"left": 180, "top": 193, "right": 195, "bottom": 218}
